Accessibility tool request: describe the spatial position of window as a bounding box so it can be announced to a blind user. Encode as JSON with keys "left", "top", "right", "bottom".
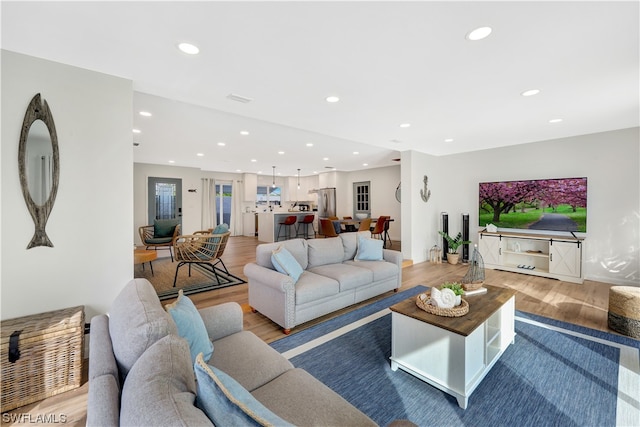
{"left": 353, "top": 181, "right": 370, "bottom": 217}
{"left": 256, "top": 186, "right": 281, "bottom": 206}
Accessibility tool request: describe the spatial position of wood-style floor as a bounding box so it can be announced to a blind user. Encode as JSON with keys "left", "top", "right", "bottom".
{"left": 2, "top": 236, "right": 620, "bottom": 426}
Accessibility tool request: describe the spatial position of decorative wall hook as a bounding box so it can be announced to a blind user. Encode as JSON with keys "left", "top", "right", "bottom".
{"left": 420, "top": 175, "right": 431, "bottom": 203}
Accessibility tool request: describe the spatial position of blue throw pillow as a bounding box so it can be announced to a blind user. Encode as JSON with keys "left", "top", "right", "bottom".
{"left": 355, "top": 235, "right": 384, "bottom": 261}
{"left": 194, "top": 354, "right": 294, "bottom": 427}
{"left": 165, "top": 290, "right": 214, "bottom": 364}
{"left": 271, "top": 246, "right": 304, "bottom": 283}
{"left": 212, "top": 223, "right": 229, "bottom": 234}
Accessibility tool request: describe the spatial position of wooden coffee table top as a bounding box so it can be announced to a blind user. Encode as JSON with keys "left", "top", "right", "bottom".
{"left": 389, "top": 285, "right": 516, "bottom": 337}
{"left": 134, "top": 249, "right": 157, "bottom": 265}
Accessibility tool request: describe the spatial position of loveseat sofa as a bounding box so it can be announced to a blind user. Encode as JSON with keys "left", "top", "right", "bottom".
{"left": 245, "top": 231, "right": 402, "bottom": 334}
{"left": 87, "top": 278, "right": 376, "bottom": 426}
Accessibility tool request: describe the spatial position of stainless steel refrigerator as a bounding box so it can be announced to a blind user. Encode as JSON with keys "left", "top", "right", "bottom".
{"left": 317, "top": 187, "right": 336, "bottom": 218}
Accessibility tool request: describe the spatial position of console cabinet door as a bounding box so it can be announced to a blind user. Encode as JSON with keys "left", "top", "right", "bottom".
{"left": 549, "top": 240, "right": 581, "bottom": 278}
{"left": 479, "top": 234, "right": 502, "bottom": 266}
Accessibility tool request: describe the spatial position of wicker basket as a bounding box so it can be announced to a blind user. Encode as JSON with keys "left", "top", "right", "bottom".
{"left": 1, "top": 306, "right": 84, "bottom": 412}
{"left": 416, "top": 293, "right": 469, "bottom": 317}
{"left": 462, "top": 281, "right": 484, "bottom": 291}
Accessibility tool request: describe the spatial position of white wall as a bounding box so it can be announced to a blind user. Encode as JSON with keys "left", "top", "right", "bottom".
{"left": 403, "top": 127, "right": 640, "bottom": 286}
{"left": 1, "top": 50, "right": 133, "bottom": 320}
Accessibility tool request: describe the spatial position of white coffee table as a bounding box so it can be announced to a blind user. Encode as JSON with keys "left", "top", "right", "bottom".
{"left": 389, "top": 285, "right": 516, "bottom": 409}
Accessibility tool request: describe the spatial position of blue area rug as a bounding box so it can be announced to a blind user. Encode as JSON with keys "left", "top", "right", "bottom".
{"left": 270, "top": 286, "right": 640, "bottom": 427}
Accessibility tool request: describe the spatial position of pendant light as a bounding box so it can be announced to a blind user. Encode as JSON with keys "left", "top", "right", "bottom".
{"left": 297, "top": 169, "right": 301, "bottom": 189}
{"left": 272, "top": 166, "right": 276, "bottom": 188}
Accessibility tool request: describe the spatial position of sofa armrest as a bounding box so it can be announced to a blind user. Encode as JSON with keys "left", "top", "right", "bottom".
{"left": 244, "top": 263, "right": 296, "bottom": 293}
{"left": 383, "top": 249, "right": 402, "bottom": 267}
{"left": 198, "top": 302, "right": 243, "bottom": 341}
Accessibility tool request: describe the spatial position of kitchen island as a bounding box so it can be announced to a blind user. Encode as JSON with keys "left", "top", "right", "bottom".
{"left": 257, "top": 212, "right": 316, "bottom": 242}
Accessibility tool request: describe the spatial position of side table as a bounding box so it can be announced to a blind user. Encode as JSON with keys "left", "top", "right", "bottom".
{"left": 134, "top": 249, "right": 157, "bottom": 276}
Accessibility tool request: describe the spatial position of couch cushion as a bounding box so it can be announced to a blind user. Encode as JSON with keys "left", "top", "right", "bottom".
{"left": 212, "top": 223, "right": 229, "bottom": 234}
{"left": 344, "top": 260, "right": 400, "bottom": 282}
{"left": 355, "top": 234, "right": 384, "bottom": 261}
{"left": 109, "top": 279, "right": 177, "bottom": 377}
{"left": 308, "top": 263, "right": 373, "bottom": 292}
{"left": 256, "top": 239, "right": 308, "bottom": 270}
{"left": 307, "top": 237, "right": 344, "bottom": 268}
{"left": 195, "top": 354, "right": 294, "bottom": 427}
{"left": 251, "top": 368, "right": 376, "bottom": 427}
{"left": 153, "top": 219, "right": 178, "bottom": 238}
{"left": 339, "top": 231, "right": 371, "bottom": 261}
{"left": 271, "top": 246, "right": 304, "bottom": 283}
{"left": 120, "top": 335, "right": 212, "bottom": 426}
{"left": 210, "top": 331, "right": 294, "bottom": 392}
{"left": 294, "top": 272, "right": 340, "bottom": 305}
{"left": 165, "top": 290, "right": 214, "bottom": 364}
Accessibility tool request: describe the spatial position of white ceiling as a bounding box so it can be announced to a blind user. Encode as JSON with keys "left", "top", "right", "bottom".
{"left": 2, "top": 1, "right": 638, "bottom": 177}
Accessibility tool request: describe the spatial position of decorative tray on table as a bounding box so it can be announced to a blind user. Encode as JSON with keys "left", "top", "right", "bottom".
{"left": 415, "top": 292, "right": 469, "bottom": 317}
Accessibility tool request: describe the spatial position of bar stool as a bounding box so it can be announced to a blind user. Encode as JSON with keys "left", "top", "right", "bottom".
{"left": 277, "top": 215, "right": 297, "bottom": 241}
{"left": 296, "top": 215, "right": 316, "bottom": 239}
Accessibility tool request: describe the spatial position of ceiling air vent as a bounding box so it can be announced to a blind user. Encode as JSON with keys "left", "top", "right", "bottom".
{"left": 226, "top": 93, "right": 253, "bottom": 103}
{"left": 324, "top": 166, "right": 335, "bottom": 169}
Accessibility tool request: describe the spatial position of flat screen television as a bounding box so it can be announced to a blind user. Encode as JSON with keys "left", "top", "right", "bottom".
{"left": 479, "top": 177, "right": 587, "bottom": 233}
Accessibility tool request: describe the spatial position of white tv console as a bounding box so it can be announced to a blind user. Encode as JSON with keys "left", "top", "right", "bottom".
{"left": 478, "top": 230, "right": 584, "bottom": 284}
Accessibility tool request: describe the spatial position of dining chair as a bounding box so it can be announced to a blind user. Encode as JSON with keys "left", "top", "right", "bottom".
{"left": 371, "top": 216, "right": 390, "bottom": 247}
{"left": 357, "top": 217, "right": 372, "bottom": 232}
{"left": 320, "top": 218, "right": 339, "bottom": 238}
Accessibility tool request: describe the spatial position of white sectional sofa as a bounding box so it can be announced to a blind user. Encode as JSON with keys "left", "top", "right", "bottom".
{"left": 245, "top": 231, "right": 402, "bottom": 334}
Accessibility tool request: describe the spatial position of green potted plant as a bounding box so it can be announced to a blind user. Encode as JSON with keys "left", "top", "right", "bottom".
{"left": 438, "top": 231, "right": 472, "bottom": 265}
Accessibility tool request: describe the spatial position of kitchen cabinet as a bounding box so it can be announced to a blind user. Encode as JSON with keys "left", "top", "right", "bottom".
{"left": 243, "top": 173, "right": 257, "bottom": 202}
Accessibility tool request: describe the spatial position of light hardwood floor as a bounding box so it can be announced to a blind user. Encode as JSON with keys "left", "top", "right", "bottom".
{"left": 2, "top": 236, "right": 620, "bottom": 426}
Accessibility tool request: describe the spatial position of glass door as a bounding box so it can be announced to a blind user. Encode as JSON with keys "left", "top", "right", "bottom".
{"left": 216, "top": 182, "right": 232, "bottom": 226}
{"left": 148, "top": 177, "right": 182, "bottom": 225}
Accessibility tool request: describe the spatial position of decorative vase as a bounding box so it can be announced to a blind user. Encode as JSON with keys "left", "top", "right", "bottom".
{"left": 447, "top": 253, "right": 460, "bottom": 265}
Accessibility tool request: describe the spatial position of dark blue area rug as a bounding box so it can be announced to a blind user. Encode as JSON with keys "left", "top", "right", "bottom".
{"left": 270, "top": 286, "right": 640, "bottom": 427}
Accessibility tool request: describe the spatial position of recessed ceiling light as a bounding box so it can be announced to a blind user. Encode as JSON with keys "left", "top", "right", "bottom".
{"left": 521, "top": 89, "right": 541, "bottom": 97}
{"left": 444, "top": 138, "right": 454, "bottom": 142}
{"left": 323, "top": 157, "right": 329, "bottom": 161}
{"left": 363, "top": 163, "right": 368, "bottom": 166}
{"left": 400, "top": 123, "right": 411, "bottom": 128}
{"left": 236, "top": 169, "right": 242, "bottom": 172}
{"left": 325, "top": 96, "right": 340, "bottom": 103}
{"left": 466, "top": 26, "right": 492, "bottom": 41}
{"left": 168, "top": 160, "right": 175, "bottom": 164}
{"left": 549, "top": 118, "right": 563, "bottom": 123}
{"left": 196, "top": 153, "right": 204, "bottom": 157}
{"left": 278, "top": 151, "right": 285, "bottom": 155}
{"left": 251, "top": 159, "right": 257, "bottom": 162}
{"left": 217, "top": 142, "right": 226, "bottom": 146}
{"left": 139, "top": 111, "right": 152, "bottom": 117}
{"left": 306, "top": 143, "right": 314, "bottom": 147}
{"left": 313, "top": 171, "right": 318, "bottom": 174}
{"left": 353, "top": 151, "right": 359, "bottom": 155}
{"left": 132, "top": 129, "right": 141, "bottom": 134}
{"left": 240, "top": 130, "right": 250, "bottom": 135}
{"left": 178, "top": 42, "right": 200, "bottom": 55}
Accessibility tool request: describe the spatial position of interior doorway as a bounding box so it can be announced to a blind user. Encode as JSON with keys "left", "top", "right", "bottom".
{"left": 148, "top": 177, "right": 182, "bottom": 226}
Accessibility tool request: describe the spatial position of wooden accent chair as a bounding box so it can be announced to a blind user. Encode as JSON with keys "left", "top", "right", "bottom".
{"left": 357, "top": 217, "right": 372, "bottom": 232}
{"left": 320, "top": 218, "right": 339, "bottom": 237}
{"left": 138, "top": 219, "right": 181, "bottom": 262}
{"left": 172, "top": 230, "right": 231, "bottom": 287}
